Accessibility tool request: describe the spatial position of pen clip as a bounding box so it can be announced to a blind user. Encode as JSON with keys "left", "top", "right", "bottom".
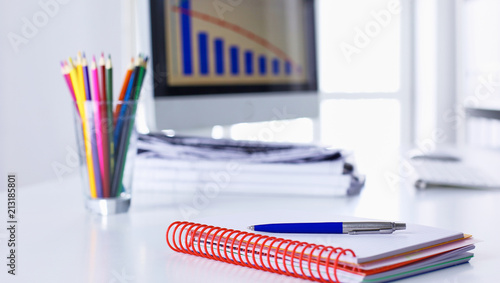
{"left": 348, "top": 229, "right": 395, "bottom": 235}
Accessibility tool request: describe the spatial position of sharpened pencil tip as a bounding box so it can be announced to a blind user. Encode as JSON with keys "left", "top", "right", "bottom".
{"left": 248, "top": 226, "right": 254, "bottom": 231}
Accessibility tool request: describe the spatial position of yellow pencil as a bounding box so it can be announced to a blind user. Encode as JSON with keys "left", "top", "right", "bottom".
{"left": 68, "top": 58, "right": 82, "bottom": 106}
{"left": 77, "top": 52, "right": 86, "bottom": 100}
{"left": 71, "top": 55, "right": 98, "bottom": 198}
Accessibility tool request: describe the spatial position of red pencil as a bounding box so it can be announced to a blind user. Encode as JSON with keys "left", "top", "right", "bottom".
{"left": 99, "top": 53, "right": 107, "bottom": 102}
{"left": 98, "top": 54, "right": 109, "bottom": 137}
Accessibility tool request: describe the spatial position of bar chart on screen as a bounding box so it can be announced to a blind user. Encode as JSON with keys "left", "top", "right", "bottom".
{"left": 166, "top": 0, "right": 308, "bottom": 86}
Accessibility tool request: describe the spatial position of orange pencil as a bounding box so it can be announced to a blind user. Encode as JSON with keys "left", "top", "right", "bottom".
{"left": 113, "top": 58, "right": 134, "bottom": 125}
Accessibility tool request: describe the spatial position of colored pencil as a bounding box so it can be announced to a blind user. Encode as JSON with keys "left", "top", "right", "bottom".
{"left": 82, "top": 55, "right": 92, "bottom": 101}
{"left": 77, "top": 52, "right": 88, "bottom": 100}
{"left": 111, "top": 102, "right": 133, "bottom": 197}
{"left": 83, "top": 55, "right": 104, "bottom": 198}
{"left": 72, "top": 54, "right": 98, "bottom": 199}
{"left": 98, "top": 54, "right": 110, "bottom": 154}
{"left": 85, "top": 101, "right": 104, "bottom": 198}
{"left": 61, "top": 62, "right": 76, "bottom": 102}
{"left": 98, "top": 55, "right": 112, "bottom": 179}
{"left": 67, "top": 59, "right": 81, "bottom": 100}
{"left": 114, "top": 59, "right": 134, "bottom": 125}
{"left": 91, "top": 58, "right": 111, "bottom": 198}
{"left": 114, "top": 63, "right": 138, "bottom": 149}
{"left": 62, "top": 53, "right": 147, "bottom": 200}
{"left": 133, "top": 58, "right": 147, "bottom": 100}
{"left": 68, "top": 59, "right": 85, "bottom": 122}
{"left": 115, "top": 58, "right": 148, "bottom": 196}
{"left": 105, "top": 55, "right": 115, "bottom": 175}
{"left": 111, "top": 56, "right": 144, "bottom": 197}
{"left": 97, "top": 55, "right": 112, "bottom": 198}
{"left": 99, "top": 53, "right": 107, "bottom": 101}
{"left": 111, "top": 60, "right": 138, "bottom": 197}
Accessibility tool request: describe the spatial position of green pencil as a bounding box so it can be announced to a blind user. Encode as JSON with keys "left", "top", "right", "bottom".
{"left": 106, "top": 56, "right": 114, "bottom": 175}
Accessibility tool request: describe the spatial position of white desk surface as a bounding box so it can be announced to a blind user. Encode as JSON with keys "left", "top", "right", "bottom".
{"left": 1, "top": 146, "right": 499, "bottom": 283}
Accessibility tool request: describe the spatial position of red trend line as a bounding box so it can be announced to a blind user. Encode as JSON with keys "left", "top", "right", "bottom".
{"left": 172, "top": 6, "right": 295, "bottom": 66}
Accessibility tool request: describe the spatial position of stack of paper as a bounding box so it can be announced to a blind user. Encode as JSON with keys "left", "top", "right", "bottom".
{"left": 134, "top": 134, "right": 365, "bottom": 196}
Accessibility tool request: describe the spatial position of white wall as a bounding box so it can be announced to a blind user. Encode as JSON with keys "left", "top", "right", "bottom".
{"left": 0, "top": 0, "right": 128, "bottom": 187}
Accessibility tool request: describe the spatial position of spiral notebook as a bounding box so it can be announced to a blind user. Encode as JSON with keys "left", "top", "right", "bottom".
{"left": 166, "top": 214, "right": 475, "bottom": 282}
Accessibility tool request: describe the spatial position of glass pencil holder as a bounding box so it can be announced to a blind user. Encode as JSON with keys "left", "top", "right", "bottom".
{"left": 73, "top": 100, "right": 139, "bottom": 215}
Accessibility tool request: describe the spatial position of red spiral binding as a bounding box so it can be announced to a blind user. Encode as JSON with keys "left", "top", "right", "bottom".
{"left": 166, "top": 221, "right": 359, "bottom": 282}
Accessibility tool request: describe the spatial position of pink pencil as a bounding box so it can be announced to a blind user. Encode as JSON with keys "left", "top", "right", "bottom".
{"left": 90, "top": 57, "right": 111, "bottom": 198}
{"left": 61, "top": 61, "right": 77, "bottom": 102}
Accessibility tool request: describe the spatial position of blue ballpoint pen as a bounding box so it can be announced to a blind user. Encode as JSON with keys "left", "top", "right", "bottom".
{"left": 248, "top": 222, "right": 406, "bottom": 235}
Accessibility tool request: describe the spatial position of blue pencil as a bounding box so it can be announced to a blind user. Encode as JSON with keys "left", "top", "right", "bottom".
{"left": 113, "top": 69, "right": 137, "bottom": 150}
{"left": 82, "top": 54, "right": 92, "bottom": 100}
{"left": 110, "top": 104, "right": 133, "bottom": 197}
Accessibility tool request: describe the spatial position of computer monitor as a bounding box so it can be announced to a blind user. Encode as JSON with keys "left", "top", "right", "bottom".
{"left": 139, "top": 0, "right": 318, "bottom": 132}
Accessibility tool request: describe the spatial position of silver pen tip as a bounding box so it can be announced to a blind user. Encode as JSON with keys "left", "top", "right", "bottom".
{"left": 248, "top": 225, "right": 254, "bottom": 231}
{"left": 394, "top": 223, "right": 406, "bottom": 230}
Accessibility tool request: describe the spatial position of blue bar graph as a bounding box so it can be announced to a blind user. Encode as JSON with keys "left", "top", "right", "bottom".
{"left": 198, "top": 32, "right": 209, "bottom": 75}
{"left": 245, "top": 51, "right": 253, "bottom": 75}
{"left": 230, "top": 46, "right": 239, "bottom": 75}
{"left": 214, "top": 38, "right": 224, "bottom": 75}
{"left": 285, "top": 61, "right": 291, "bottom": 75}
{"left": 259, "top": 55, "right": 266, "bottom": 75}
{"left": 272, "top": 58, "right": 280, "bottom": 75}
{"left": 180, "top": 0, "right": 192, "bottom": 75}
{"left": 176, "top": 0, "right": 301, "bottom": 79}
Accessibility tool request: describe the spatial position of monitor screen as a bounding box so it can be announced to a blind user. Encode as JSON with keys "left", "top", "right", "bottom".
{"left": 150, "top": 0, "right": 317, "bottom": 97}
